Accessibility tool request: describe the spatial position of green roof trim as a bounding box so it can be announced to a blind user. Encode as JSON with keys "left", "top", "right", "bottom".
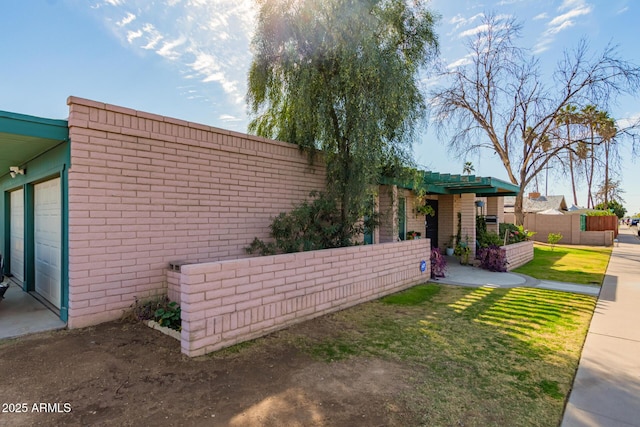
{"left": 0, "top": 110, "right": 68, "bottom": 141}
{"left": 0, "top": 110, "right": 69, "bottom": 179}
{"left": 381, "top": 171, "right": 521, "bottom": 197}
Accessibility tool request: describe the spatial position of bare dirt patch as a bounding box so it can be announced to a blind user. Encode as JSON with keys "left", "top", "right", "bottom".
{"left": 0, "top": 284, "right": 595, "bottom": 427}
{"left": 0, "top": 321, "right": 414, "bottom": 427}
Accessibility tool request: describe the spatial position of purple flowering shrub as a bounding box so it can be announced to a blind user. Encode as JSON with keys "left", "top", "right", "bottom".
{"left": 431, "top": 247, "right": 447, "bottom": 278}
{"left": 477, "top": 245, "right": 508, "bottom": 272}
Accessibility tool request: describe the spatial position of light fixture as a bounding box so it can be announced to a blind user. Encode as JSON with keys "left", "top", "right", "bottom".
{"left": 9, "top": 166, "right": 25, "bottom": 179}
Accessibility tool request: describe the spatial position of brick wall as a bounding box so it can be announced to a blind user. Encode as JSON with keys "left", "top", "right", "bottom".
{"left": 503, "top": 241, "right": 534, "bottom": 270}
{"left": 178, "top": 239, "right": 431, "bottom": 357}
{"left": 579, "top": 230, "right": 614, "bottom": 246}
{"left": 523, "top": 214, "right": 613, "bottom": 246}
{"left": 66, "top": 97, "right": 326, "bottom": 328}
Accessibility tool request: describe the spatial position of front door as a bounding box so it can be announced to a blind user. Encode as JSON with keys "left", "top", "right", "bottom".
{"left": 34, "top": 178, "right": 62, "bottom": 308}
{"left": 425, "top": 200, "right": 439, "bottom": 248}
{"left": 10, "top": 189, "right": 25, "bottom": 282}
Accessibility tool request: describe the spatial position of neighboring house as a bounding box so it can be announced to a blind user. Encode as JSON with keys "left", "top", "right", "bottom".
{"left": 503, "top": 192, "right": 614, "bottom": 246}
{"left": 1, "top": 97, "right": 519, "bottom": 330}
{"left": 504, "top": 192, "right": 568, "bottom": 223}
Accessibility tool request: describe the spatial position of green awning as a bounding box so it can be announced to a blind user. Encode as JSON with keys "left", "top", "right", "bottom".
{"left": 0, "top": 110, "right": 69, "bottom": 179}
{"left": 382, "top": 171, "right": 520, "bottom": 197}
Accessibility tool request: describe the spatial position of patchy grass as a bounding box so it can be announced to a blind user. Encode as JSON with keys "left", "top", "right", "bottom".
{"left": 514, "top": 243, "right": 611, "bottom": 285}
{"left": 293, "top": 284, "right": 596, "bottom": 427}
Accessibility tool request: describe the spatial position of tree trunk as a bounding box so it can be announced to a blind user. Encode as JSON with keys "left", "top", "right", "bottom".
{"left": 569, "top": 152, "right": 578, "bottom": 206}
{"left": 604, "top": 140, "right": 610, "bottom": 205}
{"left": 514, "top": 191, "right": 525, "bottom": 226}
{"left": 587, "top": 129, "right": 595, "bottom": 209}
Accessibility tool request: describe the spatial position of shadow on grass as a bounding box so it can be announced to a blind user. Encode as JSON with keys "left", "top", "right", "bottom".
{"left": 296, "top": 283, "right": 597, "bottom": 426}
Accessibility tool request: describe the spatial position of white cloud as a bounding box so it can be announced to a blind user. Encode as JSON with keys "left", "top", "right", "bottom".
{"left": 558, "top": 0, "right": 586, "bottom": 11}
{"left": 92, "top": 0, "right": 257, "bottom": 111}
{"left": 156, "top": 36, "right": 187, "bottom": 60}
{"left": 449, "top": 13, "right": 484, "bottom": 30}
{"left": 219, "top": 114, "right": 241, "bottom": 122}
{"left": 447, "top": 55, "right": 473, "bottom": 69}
{"left": 459, "top": 24, "right": 489, "bottom": 38}
{"left": 117, "top": 12, "right": 136, "bottom": 26}
{"left": 126, "top": 29, "right": 142, "bottom": 43}
{"left": 616, "top": 112, "right": 640, "bottom": 130}
{"left": 533, "top": 13, "right": 548, "bottom": 20}
{"left": 533, "top": 2, "right": 592, "bottom": 54}
{"left": 548, "top": 5, "right": 592, "bottom": 28}
{"left": 616, "top": 6, "right": 629, "bottom": 14}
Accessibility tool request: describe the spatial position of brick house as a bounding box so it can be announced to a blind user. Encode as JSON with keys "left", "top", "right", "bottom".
{"left": 1, "top": 97, "right": 519, "bottom": 331}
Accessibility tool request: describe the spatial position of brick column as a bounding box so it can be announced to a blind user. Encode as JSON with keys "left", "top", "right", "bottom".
{"left": 486, "top": 196, "right": 504, "bottom": 234}
{"left": 459, "top": 193, "right": 476, "bottom": 257}
{"left": 378, "top": 185, "right": 398, "bottom": 243}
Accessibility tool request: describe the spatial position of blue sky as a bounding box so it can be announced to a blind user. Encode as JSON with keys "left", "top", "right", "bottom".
{"left": 1, "top": 0, "right": 639, "bottom": 214}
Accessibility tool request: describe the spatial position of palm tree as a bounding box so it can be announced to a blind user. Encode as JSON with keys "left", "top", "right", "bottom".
{"left": 556, "top": 104, "right": 580, "bottom": 206}
{"left": 596, "top": 112, "right": 617, "bottom": 205}
{"left": 581, "top": 105, "right": 599, "bottom": 208}
{"left": 463, "top": 161, "right": 474, "bottom": 175}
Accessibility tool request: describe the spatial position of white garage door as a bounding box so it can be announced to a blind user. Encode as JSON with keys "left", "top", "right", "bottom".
{"left": 34, "top": 178, "right": 62, "bottom": 308}
{"left": 10, "top": 189, "right": 25, "bottom": 282}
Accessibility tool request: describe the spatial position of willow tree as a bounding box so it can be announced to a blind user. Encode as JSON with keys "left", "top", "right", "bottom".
{"left": 431, "top": 14, "right": 640, "bottom": 225}
{"left": 247, "top": 0, "right": 439, "bottom": 245}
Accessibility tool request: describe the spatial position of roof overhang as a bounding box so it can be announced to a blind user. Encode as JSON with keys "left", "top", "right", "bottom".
{"left": 0, "top": 110, "right": 69, "bottom": 179}
{"left": 382, "top": 171, "right": 521, "bottom": 197}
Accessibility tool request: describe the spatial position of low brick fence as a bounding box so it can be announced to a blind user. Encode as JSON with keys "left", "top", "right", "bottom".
{"left": 175, "top": 239, "right": 431, "bottom": 357}
{"left": 502, "top": 241, "right": 534, "bottom": 271}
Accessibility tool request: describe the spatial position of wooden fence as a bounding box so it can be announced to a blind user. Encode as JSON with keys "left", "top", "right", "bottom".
{"left": 585, "top": 215, "right": 618, "bottom": 237}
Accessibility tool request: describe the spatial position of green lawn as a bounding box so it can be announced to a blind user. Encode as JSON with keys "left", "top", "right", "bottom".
{"left": 291, "top": 284, "right": 596, "bottom": 426}
{"left": 513, "top": 243, "right": 612, "bottom": 285}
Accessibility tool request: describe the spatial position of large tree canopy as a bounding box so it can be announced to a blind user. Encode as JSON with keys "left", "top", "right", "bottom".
{"left": 247, "top": 0, "right": 439, "bottom": 245}
{"left": 431, "top": 14, "right": 640, "bottom": 225}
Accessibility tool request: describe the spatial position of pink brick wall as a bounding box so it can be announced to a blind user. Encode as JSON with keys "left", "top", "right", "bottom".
{"left": 66, "top": 97, "right": 326, "bottom": 328}
{"left": 523, "top": 214, "right": 613, "bottom": 246}
{"left": 503, "top": 241, "right": 534, "bottom": 270}
{"left": 179, "top": 239, "right": 431, "bottom": 357}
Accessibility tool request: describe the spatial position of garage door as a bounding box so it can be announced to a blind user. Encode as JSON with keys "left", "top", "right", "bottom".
{"left": 10, "top": 189, "right": 25, "bottom": 282}
{"left": 34, "top": 178, "right": 62, "bottom": 308}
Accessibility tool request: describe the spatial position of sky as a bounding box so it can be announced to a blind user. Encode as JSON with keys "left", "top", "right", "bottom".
{"left": 1, "top": 0, "right": 639, "bottom": 215}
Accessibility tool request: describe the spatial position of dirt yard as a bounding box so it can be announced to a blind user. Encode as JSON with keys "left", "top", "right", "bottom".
{"left": 0, "top": 321, "right": 414, "bottom": 427}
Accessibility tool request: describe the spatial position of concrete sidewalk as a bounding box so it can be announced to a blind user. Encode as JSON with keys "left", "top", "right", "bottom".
{"left": 562, "top": 227, "right": 640, "bottom": 427}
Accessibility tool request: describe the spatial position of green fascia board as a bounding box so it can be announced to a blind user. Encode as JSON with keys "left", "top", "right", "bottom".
{"left": 0, "top": 110, "right": 68, "bottom": 141}
{"left": 382, "top": 170, "right": 521, "bottom": 196}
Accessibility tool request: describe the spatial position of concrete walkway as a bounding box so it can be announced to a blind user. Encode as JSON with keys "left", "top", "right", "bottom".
{"left": 431, "top": 255, "right": 601, "bottom": 296}
{"left": 562, "top": 227, "right": 640, "bottom": 427}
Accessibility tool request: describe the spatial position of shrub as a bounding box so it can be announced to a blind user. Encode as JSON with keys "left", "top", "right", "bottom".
{"left": 476, "top": 215, "right": 502, "bottom": 248}
{"left": 154, "top": 301, "right": 181, "bottom": 331}
{"left": 477, "top": 245, "right": 508, "bottom": 272}
{"left": 430, "top": 247, "right": 447, "bottom": 278}
{"left": 246, "top": 191, "right": 376, "bottom": 255}
{"left": 547, "top": 232, "right": 563, "bottom": 250}
{"left": 499, "top": 223, "right": 535, "bottom": 244}
{"left": 478, "top": 231, "right": 503, "bottom": 248}
{"left": 124, "top": 295, "right": 182, "bottom": 331}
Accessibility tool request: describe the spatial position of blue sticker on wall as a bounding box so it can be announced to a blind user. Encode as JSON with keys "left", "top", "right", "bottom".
{"left": 420, "top": 260, "right": 427, "bottom": 273}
